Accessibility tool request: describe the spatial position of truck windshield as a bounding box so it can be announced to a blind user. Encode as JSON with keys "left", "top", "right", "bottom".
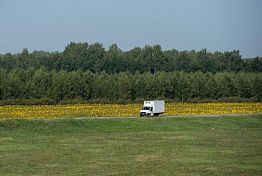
{"left": 142, "top": 107, "right": 152, "bottom": 110}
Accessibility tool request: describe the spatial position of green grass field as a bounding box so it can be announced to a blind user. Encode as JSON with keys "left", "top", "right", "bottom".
{"left": 1, "top": 116, "right": 262, "bottom": 175}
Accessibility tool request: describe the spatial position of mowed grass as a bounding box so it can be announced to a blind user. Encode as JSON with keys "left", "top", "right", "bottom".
{"left": 0, "top": 116, "right": 262, "bottom": 175}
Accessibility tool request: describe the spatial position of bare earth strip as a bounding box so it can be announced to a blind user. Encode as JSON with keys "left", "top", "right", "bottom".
{"left": 72, "top": 113, "right": 262, "bottom": 120}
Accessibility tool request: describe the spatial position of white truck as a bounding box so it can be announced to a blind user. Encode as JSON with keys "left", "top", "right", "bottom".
{"left": 140, "top": 100, "right": 165, "bottom": 117}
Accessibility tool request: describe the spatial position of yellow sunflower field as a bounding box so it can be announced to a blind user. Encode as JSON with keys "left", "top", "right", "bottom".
{"left": 0, "top": 102, "right": 261, "bottom": 120}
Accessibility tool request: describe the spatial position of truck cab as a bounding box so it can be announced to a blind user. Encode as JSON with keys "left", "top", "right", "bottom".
{"left": 140, "top": 106, "right": 153, "bottom": 117}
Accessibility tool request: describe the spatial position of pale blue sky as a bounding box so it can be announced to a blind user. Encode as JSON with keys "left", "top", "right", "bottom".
{"left": 0, "top": 0, "right": 261, "bottom": 57}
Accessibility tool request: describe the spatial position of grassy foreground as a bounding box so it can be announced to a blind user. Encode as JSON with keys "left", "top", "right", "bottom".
{"left": 0, "top": 116, "right": 262, "bottom": 175}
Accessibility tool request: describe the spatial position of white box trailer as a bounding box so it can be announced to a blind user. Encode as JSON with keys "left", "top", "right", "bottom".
{"left": 140, "top": 100, "right": 165, "bottom": 117}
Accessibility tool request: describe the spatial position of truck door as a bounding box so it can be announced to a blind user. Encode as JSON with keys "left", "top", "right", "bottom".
{"left": 150, "top": 107, "right": 153, "bottom": 116}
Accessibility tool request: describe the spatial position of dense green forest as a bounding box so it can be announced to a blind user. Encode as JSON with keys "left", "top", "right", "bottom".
{"left": 1, "top": 42, "right": 262, "bottom": 73}
{"left": 0, "top": 69, "right": 261, "bottom": 104}
{"left": 0, "top": 42, "right": 261, "bottom": 104}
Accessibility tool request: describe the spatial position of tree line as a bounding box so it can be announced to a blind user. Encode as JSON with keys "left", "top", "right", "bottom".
{"left": 0, "top": 68, "right": 261, "bottom": 104}
{"left": 0, "top": 42, "right": 262, "bottom": 73}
